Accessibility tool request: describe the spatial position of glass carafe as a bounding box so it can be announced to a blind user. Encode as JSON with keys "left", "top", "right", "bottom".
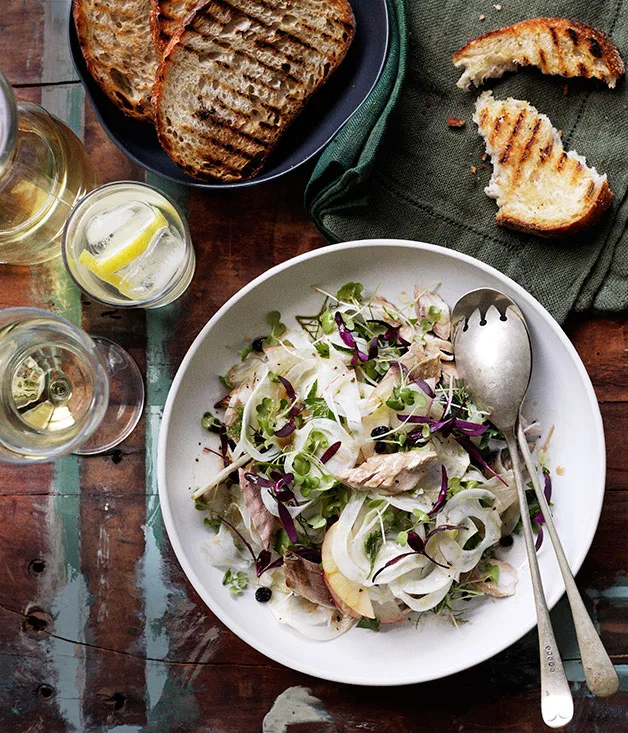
{"left": 0, "top": 68, "right": 98, "bottom": 265}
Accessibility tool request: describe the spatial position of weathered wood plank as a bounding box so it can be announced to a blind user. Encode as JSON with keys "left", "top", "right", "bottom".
{"left": 2, "top": 591, "right": 627, "bottom": 733}
{"left": 569, "top": 317, "right": 628, "bottom": 403}
{"left": 80, "top": 492, "right": 148, "bottom": 729}
{"left": 2, "top": 1, "right": 45, "bottom": 86}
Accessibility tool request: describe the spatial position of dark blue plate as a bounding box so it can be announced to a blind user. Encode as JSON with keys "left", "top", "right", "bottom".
{"left": 69, "top": 0, "right": 389, "bottom": 188}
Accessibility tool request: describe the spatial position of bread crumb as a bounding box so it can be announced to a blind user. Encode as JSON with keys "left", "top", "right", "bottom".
{"left": 479, "top": 14, "right": 486, "bottom": 21}
{"left": 470, "top": 165, "right": 477, "bottom": 174}
{"left": 447, "top": 116, "right": 465, "bottom": 128}
{"left": 563, "top": 84, "right": 569, "bottom": 96}
{"left": 493, "top": 3, "right": 502, "bottom": 10}
{"left": 481, "top": 152, "right": 488, "bottom": 161}
{"left": 558, "top": 130, "right": 563, "bottom": 137}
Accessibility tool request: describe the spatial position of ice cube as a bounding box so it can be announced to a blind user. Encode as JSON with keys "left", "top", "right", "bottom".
{"left": 85, "top": 201, "right": 159, "bottom": 258}
{"left": 117, "top": 226, "right": 186, "bottom": 300}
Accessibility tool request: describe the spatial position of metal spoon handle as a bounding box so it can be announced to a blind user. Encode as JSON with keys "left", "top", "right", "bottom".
{"left": 517, "top": 425, "right": 619, "bottom": 698}
{"left": 506, "top": 431, "right": 574, "bottom": 728}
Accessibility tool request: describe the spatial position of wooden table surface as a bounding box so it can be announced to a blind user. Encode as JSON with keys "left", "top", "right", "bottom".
{"left": 1, "top": 2, "right": 627, "bottom": 731}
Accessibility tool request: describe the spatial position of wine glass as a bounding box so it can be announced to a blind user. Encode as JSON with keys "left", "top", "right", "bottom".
{"left": 0, "top": 307, "right": 144, "bottom": 463}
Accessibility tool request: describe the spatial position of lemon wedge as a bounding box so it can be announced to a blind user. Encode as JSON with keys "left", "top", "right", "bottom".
{"left": 78, "top": 207, "right": 167, "bottom": 277}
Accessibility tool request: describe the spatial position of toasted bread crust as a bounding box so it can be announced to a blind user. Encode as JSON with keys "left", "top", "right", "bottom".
{"left": 454, "top": 17, "right": 625, "bottom": 89}
{"left": 474, "top": 92, "right": 613, "bottom": 238}
{"left": 496, "top": 179, "right": 613, "bottom": 237}
{"left": 153, "top": 0, "right": 356, "bottom": 182}
{"left": 74, "top": 0, "right": 158, "bottom": 121}
{"left": 151, "top": 0, "right": 201, "bottom": 51}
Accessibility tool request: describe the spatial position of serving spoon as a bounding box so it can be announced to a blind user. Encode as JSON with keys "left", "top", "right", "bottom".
{"left": 451, "top": 288, "right": 573, "bottom": 728}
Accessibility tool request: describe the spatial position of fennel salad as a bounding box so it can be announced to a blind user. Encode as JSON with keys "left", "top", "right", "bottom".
{"left": 192, "top": 283, "right": 551, "bottom": 639}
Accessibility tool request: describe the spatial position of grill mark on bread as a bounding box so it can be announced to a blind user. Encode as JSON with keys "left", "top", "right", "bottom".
{"left": 589, "top": 36, "right": 603, "bottom": 58}
{"left": 187, "top": 8, "right": 307, "bottom": 81}
{"left": 194, "top": 2, "right": 316, "bottom": 78}
{"left": 538, "top": 140, "right": 553, "bottom": 162}
{"left": 253, "top": 0, "right": 338, "bottom": 42}
{"left": 499, "top": 109, "right": 526, "bottom": 164}
{"left": 586, "top": 180, "right": 595, "bottom": 198}
{"left": 556, "top": 152, "right": 568, "bottom": 171}
{"left": 549, "top": 26, "right": 560, "bottom": 47}
{"left": 520, "top": 118, "right": 541, "bottom": 163}
{"left": 212, "top": 39, "right": 301, "bottom": 83}
{"left": 567, "top": 27, "right": 579, "bottom": 45}
{"left": 539, "top": 49, "right": 547, "bottom": 70}
{"left": 213, "top": 59, "right": 282, "bottom": 98}
{"left": 180, "top": 120, "right": 264, "bottom": 159}
{"left": 254, "top": 39, "right": 309, "bottom": 72}
{"left": 195, "top": 98, "right": 270, "bottom": 145}
{"left": 578, "top": 62, "right": 589, "bottom": 76}
{"left": 215, "top": 0, "right": 326, "bottom": 56}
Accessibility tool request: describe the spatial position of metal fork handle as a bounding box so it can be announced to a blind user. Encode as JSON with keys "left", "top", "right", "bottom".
{"left": 506, "top": 430, "right": 574, "bottom": 728}
{"left": 517, "top": 424, "right": 619, "bottom": 698}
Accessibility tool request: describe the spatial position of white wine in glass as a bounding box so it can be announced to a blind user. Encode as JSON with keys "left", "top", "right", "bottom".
{"left": 0, "top": 308, "right": 144, "bottom": 463}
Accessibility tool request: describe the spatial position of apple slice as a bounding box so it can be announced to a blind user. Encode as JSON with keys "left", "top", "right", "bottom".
{"left": 321, "top": 523, "right": 375, "bottom": 619}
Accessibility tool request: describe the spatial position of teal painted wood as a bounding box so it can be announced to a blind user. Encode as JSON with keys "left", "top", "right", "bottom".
{"left": 34, "top": 2, "right": 86, "bottom": 730}
{"left": 143, "top": 172, "right": 196, "bottom": 729}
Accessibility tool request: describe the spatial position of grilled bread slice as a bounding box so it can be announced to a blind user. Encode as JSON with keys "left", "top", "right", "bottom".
{"left": 153, "top": 0, "right": 355, "bottom": 182}
{"left": 454, "top": 17, "right": 624, "bottom": 90}
{"left": 474, "top": 91, "right": 613, "bottom": 237}
{"left": 151, "top": 0, "right": 201, "bottom": 51}
{"left": 74, "top": 0, "right": 158, "bottom": 121}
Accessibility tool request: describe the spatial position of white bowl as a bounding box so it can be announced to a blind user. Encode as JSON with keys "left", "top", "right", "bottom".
{"left": 158, "top": 240, "right": 605, "bottom": 685}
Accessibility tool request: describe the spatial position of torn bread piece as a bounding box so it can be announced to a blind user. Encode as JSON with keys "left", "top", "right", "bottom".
{"left": 454, "top": 17, "right": 624, "bottom": 90}
{"left": 474, "top": 91, "right": 612, "bottom": 237}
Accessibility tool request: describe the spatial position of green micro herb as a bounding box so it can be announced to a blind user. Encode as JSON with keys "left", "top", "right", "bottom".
{"left": 219, "top": 375, "right": 234, "bottom": 390}
{"left": 482, "top": 562, "right": 500, "bottom": 585}
{"left": 264, "top": 311, "right": 287, "bottom": 347}
{"left": 222, "top": 568, "right": 248, "bottom": 596}
{"left": 204, "top": 514, "right": 222, "bottom": 531}
{"left": 201, "top": 411, "right": 221, "bottom": 433}
{"left": 320, "top": 309, "right": 336, "bottom": 334}
{"left": 304, "top": 381, "right": 335, "bottom": 420}
{"left": 240, "top": 345, "right": 253, "bottom": 361}
{"left": 336, "top": 281, "right": 364, "bottom": 304}
{"left": 314, "top": 342, "right": 330, "bottom": 358}
{"left": 385, "top": 385, "right": 416, "bottom": 411}
{"left": 364, "top": 531, "right": 382, "bottom": 571}
{"left": 273, "top": 528, "right": 291, "bottom": 554}
{"left": 357, "top": 616, "right": 380, "bottom": 632}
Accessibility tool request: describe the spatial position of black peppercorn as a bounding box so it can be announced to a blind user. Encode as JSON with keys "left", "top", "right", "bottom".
{"left": 255, "top": 587, "right": 272, "bottom": 603}
{"left": 252, "top": 337, "right": 265, "bottom": 352}
{"left": 370, "top": 426, "right": 388, "bottom": 438}
{"left": 499, "top": 535, "right": 514, "bottom": 548}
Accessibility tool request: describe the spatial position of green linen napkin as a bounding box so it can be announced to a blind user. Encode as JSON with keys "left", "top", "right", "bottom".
{"left": 305, "top": 0, "right": 628, "bottom": 324}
